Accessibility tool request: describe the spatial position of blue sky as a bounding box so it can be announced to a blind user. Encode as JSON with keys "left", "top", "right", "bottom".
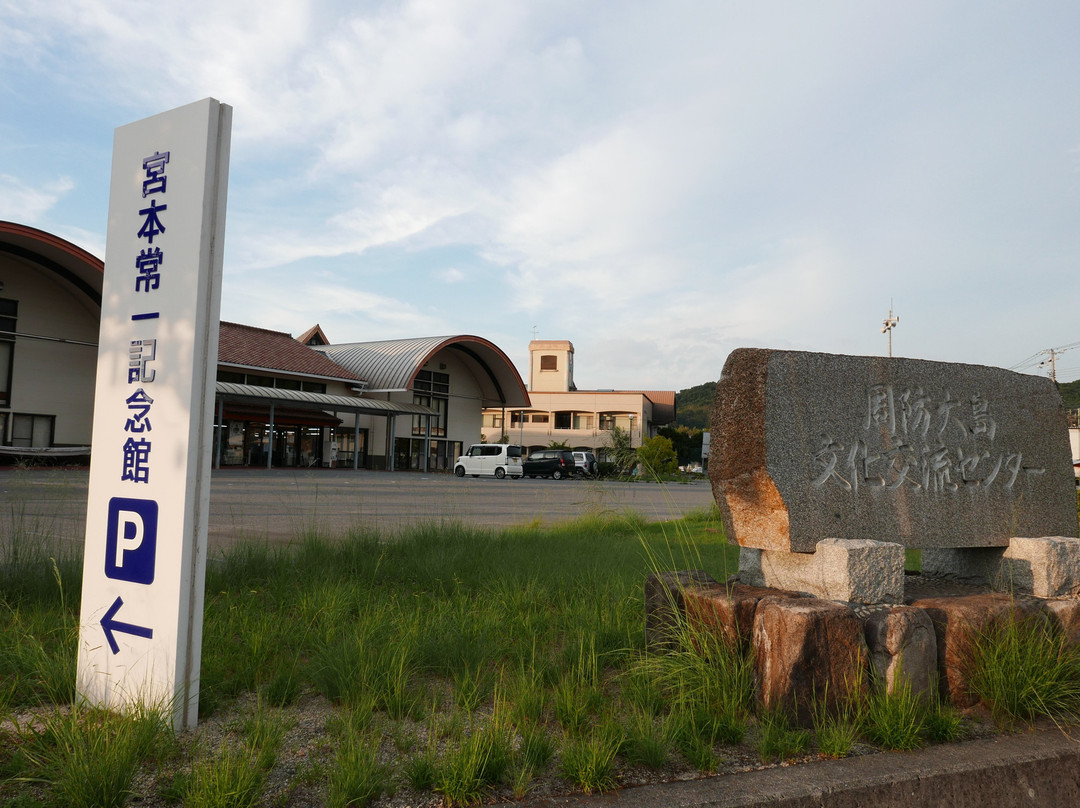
{"left": 2, "top": 1, "right": 1079, "bottom": 389}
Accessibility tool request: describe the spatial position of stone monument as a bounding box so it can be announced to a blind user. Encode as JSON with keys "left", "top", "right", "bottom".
{"left": 709, "top": 348, "right": 1080, "bottom": 601}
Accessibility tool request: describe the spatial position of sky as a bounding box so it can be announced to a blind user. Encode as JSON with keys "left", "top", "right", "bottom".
{"left": 2, "top": 1, "right": 1079, "bottom": 390}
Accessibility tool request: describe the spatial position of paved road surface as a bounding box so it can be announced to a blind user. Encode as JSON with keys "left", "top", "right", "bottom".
{"left": 1, "top": 467, "right": 715, "bottom": 553}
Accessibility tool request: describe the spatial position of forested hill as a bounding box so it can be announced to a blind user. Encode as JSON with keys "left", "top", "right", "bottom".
{"left": 1059, "top": 379, "right": 1080, "bottom": 410}
{"left": 674, "top": 381, "right": 717, "bottom": 429}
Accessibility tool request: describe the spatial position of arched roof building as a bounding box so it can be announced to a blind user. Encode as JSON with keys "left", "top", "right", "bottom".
{"left": 0, "top": 222, "right": 529, "bottom": 470}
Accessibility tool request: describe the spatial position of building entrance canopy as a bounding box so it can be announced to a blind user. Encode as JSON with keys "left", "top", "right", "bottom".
{"left": 213, "top": 382, "right": 440, "bottom": 471}
{"left": 215, "top": 381, "right": 439, "bottom": 417}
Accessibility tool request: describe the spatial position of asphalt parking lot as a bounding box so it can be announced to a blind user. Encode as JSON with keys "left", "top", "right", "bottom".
{"left": 1, "top": 467, "right": 716, "bottom": 551}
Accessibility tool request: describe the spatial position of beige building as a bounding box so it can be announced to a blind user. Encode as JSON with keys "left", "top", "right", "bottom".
{"left": 484, "top": 340, "right": 675, "bottom": 461}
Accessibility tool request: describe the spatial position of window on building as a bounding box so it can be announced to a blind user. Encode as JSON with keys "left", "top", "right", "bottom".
{"left": 573, "top": 414, "right": 593, "bottom": 430}
{"left": 600, "top": 414, "right": 617, "bottom": 431}
{"left": 301, "top": 381, "right": 327, "bottom": 393}
{"left": 217, "top": 370, "right": 244, "bottom": 383}
{"left": 554, "top": 412, "right": 572, "bottom": 430}
{"left": 412, "top": 369, "right": 450, "bottom": 437}
{"left": 11, "top": 413, "right": 53, "bottom": 448}
{"left": 540, "top": 355, "right": 557, "bottom": 371}
{"left": 0, "top": 298, "right": 17, "bottom": 409}
{"left": 0, "top": 298, "right": 16, "bottom": 334}
{"left": 0, "top": 341, "right": 11, "bottom": 409}
{"left": 531, "top": 413, "right": 549, "bottom": 423}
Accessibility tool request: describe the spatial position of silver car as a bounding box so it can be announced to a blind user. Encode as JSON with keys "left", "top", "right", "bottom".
{"left": 572, "top": 451, "right": 599, "bottom": 477}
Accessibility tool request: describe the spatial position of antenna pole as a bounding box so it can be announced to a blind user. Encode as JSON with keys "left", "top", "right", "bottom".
{"left": 881, "top": 304, "right": 899, "bottom": 358}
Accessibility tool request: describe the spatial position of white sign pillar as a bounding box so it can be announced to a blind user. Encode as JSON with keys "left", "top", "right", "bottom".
{"left": 77, "top": 98, "right": 231, "bottom": 731}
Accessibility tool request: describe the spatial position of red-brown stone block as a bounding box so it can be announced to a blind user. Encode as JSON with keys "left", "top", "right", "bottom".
{"left": 753, "top": 596, "right": 869, "bottom": 726}
{"left": 910, "top": 593, "right": 1048, "bottom": 708}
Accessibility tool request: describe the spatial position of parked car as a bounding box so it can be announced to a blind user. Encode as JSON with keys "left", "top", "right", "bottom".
{"left": 454, "top": 444, "right": 523, "bottom": 478}
{"left": 572, "top": 451, "right": 599, "bottom": 477}
{"left": 522, "top": 449, "right": 576, "bottom": 479}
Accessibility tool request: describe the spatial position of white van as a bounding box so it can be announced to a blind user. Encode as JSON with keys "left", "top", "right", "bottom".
{"left": 454, "top": 444, "right": 524, "bottom": 479}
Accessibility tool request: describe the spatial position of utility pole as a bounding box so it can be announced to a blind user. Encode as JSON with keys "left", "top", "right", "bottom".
{"left": 1038, "top": 346, "right": 1069, "bottom": 382}
{"left": 881, "top": 304, "right": 899, "bottom": 358}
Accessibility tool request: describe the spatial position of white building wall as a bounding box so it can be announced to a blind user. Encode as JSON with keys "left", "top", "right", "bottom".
{"left": 4, "top": 260, "right": 99, "bottom": 445}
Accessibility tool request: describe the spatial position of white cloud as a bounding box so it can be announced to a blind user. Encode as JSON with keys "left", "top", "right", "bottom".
{"left": 438, "top": 268, "right": 465, "bottom": 284}
{"left": 0, "top": 174, "right": 73, "bottom": 223}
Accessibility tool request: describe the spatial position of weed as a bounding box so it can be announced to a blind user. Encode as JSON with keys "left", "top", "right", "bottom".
{"left": 516, "top": 722, "right": 555, "bottom": 771}
{"left": 756, "top": 708, "right": 811, "bottom": 762}
{"left": 621, "top": 708, "right": 675, "bottom": 769}
{"left": 404, "top": 749, "right": 438, "bottom": 791}
{"left": 966, "top": 613, "right": 1080, "bottom": 724}
{"left": 862, "top": 679, "right": 925, "bottom": 751}
{"left": 16, "top": 705, "right": 172, "bottom": 808}
{"left": 923, "top": 700, "right": 967, "bottom": 743}
{"left": 435, "top": 723, "right": 513, "bottom": 806}
{"left": 558, "top": 723, "right": 623, "bottom": 793}
{"left": 242, "top": 701, "right": 291, "bottom": 771}
{"left": 181, "top": 745, "right": 265, "bottom": 808}
{"left": 326, "top": 733, "right": 392, "bottom": 808}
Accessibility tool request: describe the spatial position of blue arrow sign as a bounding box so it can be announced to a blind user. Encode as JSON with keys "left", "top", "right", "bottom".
{"left": 101, "top": 596, "right": 153, "bottom": 655}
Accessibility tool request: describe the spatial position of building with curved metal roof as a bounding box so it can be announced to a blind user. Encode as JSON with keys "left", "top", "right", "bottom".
{"left": 313, "top": 335, "right": 530, "bottom": 470}
{"left": 1, "top": 222, "right": 528, "bottom": 471}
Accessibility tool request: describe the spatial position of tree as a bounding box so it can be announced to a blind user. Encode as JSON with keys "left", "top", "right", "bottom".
{"left": 604, "top": 426, "right": 636, "bottom": 474}
{"left": 658, "top": 425, "right": 703, "bottom": 465}
{"left": 637, "top": 435, "right": 678, "bottom": 476}
{"left": 547, "top": 439, "right": 571, "bottom": 450}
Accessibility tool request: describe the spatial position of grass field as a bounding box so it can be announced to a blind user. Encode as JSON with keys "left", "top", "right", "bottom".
{"left": 1, "top": 505, "right": 1076, "bottom": 807}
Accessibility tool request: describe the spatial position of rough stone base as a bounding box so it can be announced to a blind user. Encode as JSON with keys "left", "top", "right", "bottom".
{"left": 740, "top": 539, "right": 905, "bottom": 604}
{"left": 863, "top": 606, "right": 937, "bottom": 701}
{"left": 683, "top": 582, "right": 800, "bottom": 651}
{"left": 753, "top": 596, "right": 868, "bottom": 726}
{"left": 909, "top": 593, "right": 1048, "bottom": 707}
{"left": 922, "top": 536, "right": 1080, "bottom": 598}
{"left": 644, "top": 570, "right": 719, "bottom": 653}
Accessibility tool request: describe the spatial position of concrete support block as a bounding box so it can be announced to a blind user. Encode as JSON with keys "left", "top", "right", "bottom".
{"left": 739, "top": 539, "right": 905, "bottom": 604}
{"left": 863, "top": 606, "right": 938, "bottom": 702}
{"left": 922, "top": 537, "right": 1080, "bottom": 598}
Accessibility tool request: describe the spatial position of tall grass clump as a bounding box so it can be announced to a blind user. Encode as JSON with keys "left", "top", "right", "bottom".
{"left": 756, "top": 708, "right": 811, "bottom": 762}
{"left": 14, "top": 704, "right": 173, "bottom": 808}
{"left": 180, "top": 745, "right": 265, "bottom": 808}
{"left": 861, "top": 673, "right": 926, "bottom": 751}
{"left": 434, "top": 721, "right": 514, "bottom": 806}
{"left": 640, "top": 619, "right": 753, "bottom": 749}
{"left": 326, "top": 731, "right": 392, "bottom": 808}
{"left": 558, "top": 723, "right": 623, "bottom": 793}
{"left": 812, "top": 693, "right": 860, "bottom": 759}
{"left": 965, "top": 614, "right": 1080, "bottom": 724}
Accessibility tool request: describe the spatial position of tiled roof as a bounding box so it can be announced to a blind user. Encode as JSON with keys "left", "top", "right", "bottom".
{"left": 218, "top": 322, "right": 364, "bottom": 382}
{"left": 637, "top": 390, "right": 676, "bottom": 424}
